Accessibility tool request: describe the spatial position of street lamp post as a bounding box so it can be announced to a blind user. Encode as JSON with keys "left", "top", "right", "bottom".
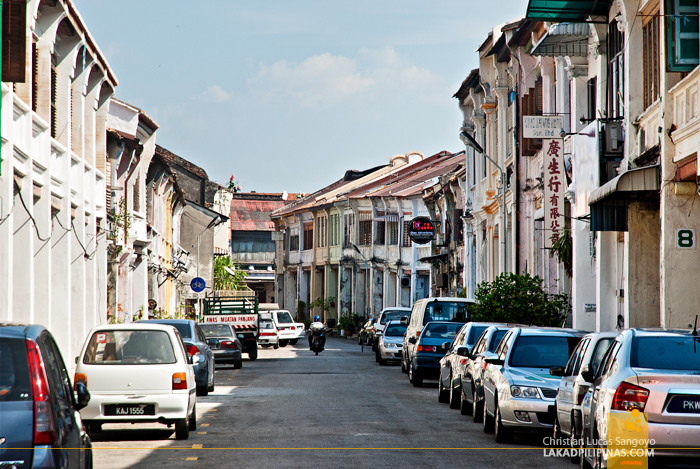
{"left": 460, "top": 132, "right": 507, "bottom": 276}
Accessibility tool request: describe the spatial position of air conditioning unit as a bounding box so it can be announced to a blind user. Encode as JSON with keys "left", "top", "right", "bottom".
{"left": 604, "top": 121, "right": 624, "bottom": 154}
{"left": 435, "top": 273, "right": 448, "bottom": 288}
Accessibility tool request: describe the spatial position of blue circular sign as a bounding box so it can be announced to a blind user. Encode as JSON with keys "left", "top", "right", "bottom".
{"left": 190, "top": 277, "right": 206, "bottom": 293}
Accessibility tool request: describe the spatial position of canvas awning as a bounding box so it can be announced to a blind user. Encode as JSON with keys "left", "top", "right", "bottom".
{"left": 418, "top": 253, "right": 448, "bottom": 264}
{"left": 531, "top": 23, "right": 591, "bottom": 57}
{"left": 526, "top": 0, "right": 613, "bottom": 21}
{"left": 589, "top": 165, "right": 660, "bottom": 231}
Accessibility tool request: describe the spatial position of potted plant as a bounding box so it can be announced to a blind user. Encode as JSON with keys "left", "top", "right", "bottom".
{"left": 338, "top": 314, "right": 355, "bottom": 337}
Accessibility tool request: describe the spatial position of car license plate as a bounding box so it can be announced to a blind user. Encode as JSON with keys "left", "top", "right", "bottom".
{"left": 104, "top": 404, "right": 155, "bottom": 416}
{"left": 667, "top": 395, "right": 700, "bottom": 413}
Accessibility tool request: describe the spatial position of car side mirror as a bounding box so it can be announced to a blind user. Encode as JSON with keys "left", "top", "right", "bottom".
{"left": 580, "top": 364, "right": 594, "bottom": 383}
{"left": 441, "top": 341, "right": 451, "bottom": 351}
{"left": 75, "top": 356, "right": 79, "bottom": 364}
{"left": 195, "top": 355, "right": 206, "bottom": 364}
{"left": 549, "top": 365, "right": 565, "bottom": 377}
{"left": 408, "top": 337, "right": 417, "bottom": 344}
{"left": 456, "top": 346, "right": 470, "bottom": 357}
{"left": 376, "top": 332, "right": 383, "bottom": 337}
{"left": 187, "top": 354, "right": 194, "bottom": 365}
{"left": 400, "top": 317, "right": 408, "bottom": 325}
{"left": 74, "top": 382, "right": 91, "bottom": 410}
{"left": 484, "top": 357, "right": 505, "bottom": 366}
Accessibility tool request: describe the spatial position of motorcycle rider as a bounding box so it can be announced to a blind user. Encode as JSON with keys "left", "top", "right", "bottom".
{"left": 308, "top": 315, "right": 326, "bottom": 350}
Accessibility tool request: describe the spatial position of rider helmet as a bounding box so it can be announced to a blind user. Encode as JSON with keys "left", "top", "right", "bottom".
{"left": 314, "top": 315, "right": 321, "bottom": 322}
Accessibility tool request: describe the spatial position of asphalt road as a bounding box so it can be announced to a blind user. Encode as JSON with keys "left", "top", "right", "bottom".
{"left": 91, "top": 337, "right": 572, "bottom": 468}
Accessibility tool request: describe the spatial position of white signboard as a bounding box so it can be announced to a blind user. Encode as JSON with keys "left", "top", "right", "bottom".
{"left": 544, "top": 139, "right": 565, "bottom": 249}
{"left": 676, "top": 229, "right": 696, "bottom": 249}
{"left": 523, "top": 116, "right": 564, "bottom": 139}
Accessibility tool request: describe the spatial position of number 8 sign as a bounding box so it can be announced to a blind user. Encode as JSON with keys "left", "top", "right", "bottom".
{"left": 676, "top": 229, "right": 696, "bottom": 249}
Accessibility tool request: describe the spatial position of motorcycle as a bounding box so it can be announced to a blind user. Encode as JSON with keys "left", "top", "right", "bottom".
{"left": 311, "top": 329, "right": 325, "bottom": 355}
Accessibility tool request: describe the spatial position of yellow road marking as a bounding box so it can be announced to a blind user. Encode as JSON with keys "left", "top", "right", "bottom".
{"left": 200, "top": 423, "right": 210, "bottom": 427}
{"left": 186, "top": 457, "right": 198, "bottom": 461}
{"left": 192, "top": 444, "right": 203, "bottom": 449}
{"left": 198, "top": 432, "right": 207, "bottom": 435}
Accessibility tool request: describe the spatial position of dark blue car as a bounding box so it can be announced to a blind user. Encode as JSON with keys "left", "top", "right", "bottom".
{"left": 0, "top": 323, "right": 92, "bottom": 468}
{"left": 407, "top": 321, "right": 465, "bottom": 387}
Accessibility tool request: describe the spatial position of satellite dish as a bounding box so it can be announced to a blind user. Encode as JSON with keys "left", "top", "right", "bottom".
{"left": 223, "top": 266, "right": 236, "bottom": 276}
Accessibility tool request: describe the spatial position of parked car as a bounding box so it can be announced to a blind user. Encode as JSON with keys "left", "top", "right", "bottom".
{"left": 460, "top": 325, "right": 514, "bottom": 419}
{"left": 198, "top": 323, "right": 243, "bottom": 369}
{"left": 258, "top": 319, "right": 280, "bottom": 349}
{"left": 140, "top": 319, "right": 214, "bottom": 396}
{"left": 370, "top": 308, "right": 411, "bottom": 350}
{"left": 550, "top": 331, "right": 616, "bottom": 456}
{"left": 482, "top": 327, "right": 586, "bottom": 443}
{"left": 438, "top": 322, "right": 499, "bottom": 409}
{"left": 402, "top": 298, "right": 473, "bottom": 374}
{"left": 580, "top": 329, "right": 700, "bottom": 469}
{"left": 75, "top": 323, "right": 197, "bottom": 440}
{"left": 0, "top": 323, "right": 93, "bottom": 468}
{"left": 406, "top": 321, "right": 465, "bottom": 387}
{"left": 376, "top": 321, "right": 407, "bottom": 365}
{"left": 358, "top": 318, "right": 375, "bottom": 345}
{"left": 259, "top": 310, "right": 302, "bottom": 346}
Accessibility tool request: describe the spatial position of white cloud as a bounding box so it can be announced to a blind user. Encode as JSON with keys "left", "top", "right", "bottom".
{"left": 197, "top": 84, "right": 232, "bottom": 103}
{"left": 248, "top": 47, "right": 437, "bottom": 108}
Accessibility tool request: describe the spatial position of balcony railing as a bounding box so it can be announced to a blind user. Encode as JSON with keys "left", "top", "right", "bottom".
{"left": 670, "top": 67, "right": 699, "bottom": 161}
{"left": 230, "top": 251, "right": 275, "bottom": 263}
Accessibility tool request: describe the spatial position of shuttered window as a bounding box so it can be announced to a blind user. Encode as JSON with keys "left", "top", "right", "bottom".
{"left": 50, "top": 62, "right": 57, "bottom": 138}
{"left": 31, "top": 42, "right": 37, "bottom": 112}
{"left": 521, "top": 76, "right": 543, "bottom": 156}
{"left": 402, "top": 220, "right": 413, "bottom": 247}
{"left": 133, "top": 175, "right": 140, "bottom": 213}
{"left": 665, "top": 0, "right": 699, "bottom": 71}
{"left": 388, "top": 221, "right": 399, "bottom": 245}
{"left": 303, "top": 223, "right": 313, "bottom": 250}
{"left": 343, "top": 213, "right": 354, "bottom": 247}
{"left": 643, "top": 15, "right": 661, "bottom": 109}
{"left": 1, "top": 0, "right": 27, "bottom": 83}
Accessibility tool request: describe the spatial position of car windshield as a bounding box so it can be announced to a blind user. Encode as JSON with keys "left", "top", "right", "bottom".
{"left": 276, "top": 312, "right": 294, "bottom": 324}
{"left": 0, "top": 338, "right": 32, "bottom": 402}
{"left": 467, "top": 325, "right": 489, "bottom": 346}
{"left": 631, "top": 336, "right": 700, "bottom": 370}
{"left": 489, "top": 330, "right": 509, "bottom": 352}
{"left": 423, "top": 323, "right": 463, "bottom": 339}
{"left": 590, "top": 338, "right": 614, "bottom": 374}
{"left": 509, "top": 335, "right": 581, "bottom": 368}
{"left": 423, "top": 302, "right": 472, "bottom": 325}
{"left": 385, "top": 324, "right": 407, "bottom": 337}
{"left": 83, "top": 330, "right": 177, "bottom": 365}
{"left": 260, "top": 321, "right": 275, "bottom": 330}
{"left": 200, "top": 325, "right": 233, "bottom": 338}
{"left": 381, "top": 311, "right": 407, "bottom": 324}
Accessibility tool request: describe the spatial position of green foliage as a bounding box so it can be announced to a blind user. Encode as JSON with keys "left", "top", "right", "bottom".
{"left": 549, "top": 228, "right": 573, "bottom": 278}
{"left": 296, "top": 300, "right": 307, "bottom": 318}
{"left": 472, "top": 272, "right": 570, "bottom": 327}
{"left": 337, "top": 313, "right": 355, "bottom": 332}
{"left": 108, "top": 197, "right": 131, "bottom": 258}
{"left": 213, "top": 256, "right": 248, "bottom": 291}
{"left": 309, "top": 296, "right": 336, "bottom": 313}
{"left": 295, "top": 315, "right": 312, "bottom": 329}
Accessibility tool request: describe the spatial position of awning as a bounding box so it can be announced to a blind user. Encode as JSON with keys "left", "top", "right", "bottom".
{"left": 531, "top": 23, "right": 591, "bottom": 57}
{"left": 589, "top": 165, "right": 660, "bottom": 232}
{"left": 374, "top": 214, "right": 399, "bottom": 222}
{"left": 526, "top": 0, "right": 613, "bottom": 21}
{"left": 418, "top": 253, "right": 448, "bottom": 264}
{"left": 534, "top": 207, "right": 545, "bottom": 220}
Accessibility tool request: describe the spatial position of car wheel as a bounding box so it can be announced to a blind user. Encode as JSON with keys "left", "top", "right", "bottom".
{"left": 401, "top": 355, "right": 407, "bottom": 373}
{"left": 449, "top": 377, "right": 461, "bottom": 409}
{"left": 273, "top": 344, "right": 279, "bottom": 349}
{"left": 438, "top": 376, "right": 449, "bottom": 403}
{"left": 175, "top": 417, "right": 190, "bottom": 440}
{"left": 196, "top": 384, "right": 208, "bottom": 397}
{"left": 233, "top": 358, "right": 242, "bottom": 369}
{"left": 460, "top": 388, "right": 472, "bottom": 416}
{"left": 248, "top": 348, "right": 258, "bottom": 360}
{"left": 473, "top": 395, "right": 483, "bottom": 423}
{"left": 279, "top": 340, "right": 288, "bottom": 347}
{"left": 579, "top": 437, "right": 593, "bottom": 469}
{"left": 378, "top": 356, "right": 387, "bottom": 366}
{"left": 570, "top": 426, "right": 580, "bottom": 464}
{"left": 483, "top": 398, "right": 495, "bottom": 433}
{"left": 207, "top": 380, "right": 215, "bottom": 393}
{"left": 189, "top": 404, "right": 197, "bottom": 431}
{"left": 290, "top": 339, "right": 298, "bottom": 345}
{"left": 410, "top": 364, "right": 423, "bottom": 387}
{"left": 494, "top": 402, "right": 512, "bottom": 443}
{"left": 86, "top": 422, "right": 102, "bottom": 436}
{"left": 358, "top": 335, "right": 363, "bottom": 345}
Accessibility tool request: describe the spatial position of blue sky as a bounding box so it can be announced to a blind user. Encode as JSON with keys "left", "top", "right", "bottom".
{"left": 74, "top": 0, "right": 528, "bottom": 193}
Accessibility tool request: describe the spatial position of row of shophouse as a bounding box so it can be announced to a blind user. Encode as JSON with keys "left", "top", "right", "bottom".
{"left": 274, "top": 0, "right": 699, "bottom": 333}
{"left": 0, "top": 0, "right": 230, "bottom": 367}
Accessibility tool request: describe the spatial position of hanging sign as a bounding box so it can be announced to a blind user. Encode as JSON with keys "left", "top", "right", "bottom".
{"left": 523, "top": 116, "right": 564, "bottom": 139}
{"left": 408, "top": 217, "right": 435, "bottom": 245}
{"left": 544, "top": 139, "right": 565, "bottom": 249}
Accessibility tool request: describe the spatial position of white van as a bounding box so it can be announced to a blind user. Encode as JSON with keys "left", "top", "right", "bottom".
{"left": 401, "top": 297, "right": 475, "bottom": 372}
{"left": 259, "top": 308, "right": 304, "bottom": 346}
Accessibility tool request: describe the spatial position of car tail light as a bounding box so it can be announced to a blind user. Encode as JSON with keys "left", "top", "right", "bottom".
{"left": 460, "top": 358, "right": 467, "bottom": 365}
{"left": 186, "top": 344, "right": 200, "bottom": 356}
{"left": 483, "top": 361, "right": 489, "bottom": 370}
{"left": 260, "top": 332, "right": 275, "bottom": 337}
{"left": 172, "top": 372, "right": 187, "bottom": 390}
{"left": 612, "top": 382, "right": 649, "bottom": 411}
{"left": 220, "top": 340, "right": 238, "bottom": 349}
{"left": 416, "top": 331, "right": 421, "bottom": 337}
{"left": 74, "top": 373, "right": 87, "bottom": 391}
{"left": 416, "top": 345, "right": 436, "bottom": 352}
{"left": 26, "top": 339, "right": 56, "bottom": 446}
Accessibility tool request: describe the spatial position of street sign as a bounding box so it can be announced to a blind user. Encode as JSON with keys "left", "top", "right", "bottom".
{"left": 190, "top": 277, "right": 206, "bottom": 292}
{"left": 523, "top": 116, "right": 564, "bottom": 139}
{"left": 544, "top": 138, "right": 565, "bottom": 249}
{"left": 408, "top": 217, "right": 435, "bottom": 244}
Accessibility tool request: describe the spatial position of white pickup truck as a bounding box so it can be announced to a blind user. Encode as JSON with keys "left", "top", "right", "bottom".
{"left": 259, "top": 304, "right": 305, "bottom": 347}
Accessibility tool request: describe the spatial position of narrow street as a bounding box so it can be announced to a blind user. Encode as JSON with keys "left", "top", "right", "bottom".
{"left": 91, "top": 338, "right": 571, "bottom": 468}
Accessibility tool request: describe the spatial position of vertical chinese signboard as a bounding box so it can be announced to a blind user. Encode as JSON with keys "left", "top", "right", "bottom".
{"left": 523, "top": 116, "right": 565, "bottom": 249}
{"left": 544, "top": 139, "right": 565, "bottom": 248}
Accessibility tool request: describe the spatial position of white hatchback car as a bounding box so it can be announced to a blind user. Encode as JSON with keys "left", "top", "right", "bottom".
{"left": 75, "top": 323, "right": 198, "bottom": 440}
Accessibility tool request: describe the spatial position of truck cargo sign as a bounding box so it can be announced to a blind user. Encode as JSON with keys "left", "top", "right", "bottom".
{"left": 204, "top": 315, "right": 258, "bottom": 329}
